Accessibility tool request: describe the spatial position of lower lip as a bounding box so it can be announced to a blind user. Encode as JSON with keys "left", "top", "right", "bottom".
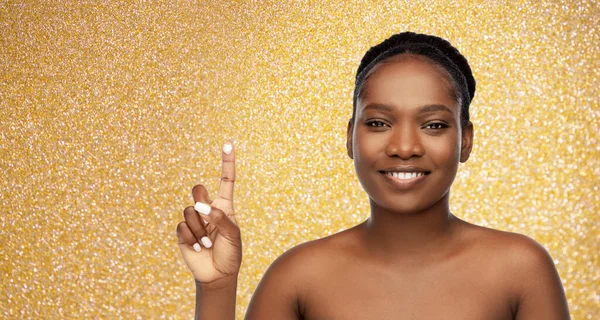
{"left": 380, "top": 172, "right": 428, "bottom": 190}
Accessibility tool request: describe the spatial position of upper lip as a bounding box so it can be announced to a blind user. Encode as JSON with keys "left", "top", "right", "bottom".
{"left": 379, "top": 166, "right": 431, "bottom": 173}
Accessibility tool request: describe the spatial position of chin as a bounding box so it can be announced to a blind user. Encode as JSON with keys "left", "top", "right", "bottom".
{"left": 356, "top": 167, "right": 456, "bottom": 214}
{"left": 367, "top": 187, "right": 451, "bottom": 215}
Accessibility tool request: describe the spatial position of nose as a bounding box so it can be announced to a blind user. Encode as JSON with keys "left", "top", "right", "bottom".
{"left": 385, "top": 125, "right": 425, "bottom": 159}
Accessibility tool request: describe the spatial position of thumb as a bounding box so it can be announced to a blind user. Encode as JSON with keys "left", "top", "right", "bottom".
{"left": 194, "top": 202, "right": 240, "bottom": 239}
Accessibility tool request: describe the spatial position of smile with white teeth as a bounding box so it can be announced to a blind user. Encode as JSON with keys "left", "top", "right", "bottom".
{"left": 384, "top": 172, "right": 426, "bottom": 180}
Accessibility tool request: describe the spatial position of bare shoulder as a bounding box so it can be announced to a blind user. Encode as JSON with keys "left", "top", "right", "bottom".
{"left": 463, "top": 223, "right": 555, "bottom": 270}
{"left": 459, "top": 222, "right": 570, "bottom": 319}
{"left": 245, "top": 225, "right": 362, "bottom": 319}
{"left": 265, "top": 224, "right": 362, "bottom": 280}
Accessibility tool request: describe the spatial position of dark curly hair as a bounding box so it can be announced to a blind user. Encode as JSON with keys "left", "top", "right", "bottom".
{"left": 352, "top": 32, "right": 476, "bottom": 128}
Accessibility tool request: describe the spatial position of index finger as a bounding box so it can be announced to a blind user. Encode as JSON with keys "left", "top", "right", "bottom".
{"left": 217, "top": 141, "right": 235, "bottom": 201}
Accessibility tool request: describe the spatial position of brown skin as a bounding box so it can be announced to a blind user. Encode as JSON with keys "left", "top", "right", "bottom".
{"left": 177, "top": 55, "right": 570, "bottom": 319}
{"left": 177, "top": 142, "right": 242, "bottom": 320}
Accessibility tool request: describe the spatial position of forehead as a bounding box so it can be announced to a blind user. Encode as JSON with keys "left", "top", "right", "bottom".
{"left": 359, "top": 55, "right": 457, "bottom": 113}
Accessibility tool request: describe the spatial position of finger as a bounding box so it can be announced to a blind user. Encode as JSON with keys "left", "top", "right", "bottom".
{"left": 192, "top": 184, "right": 212, "bottom": 203}
{"left": 183, "top": 206, "right": 213, "bottom": 248}
{"left": 217, "top": 141, "right": 235, "bottom": 201}
{"left": 194, "top": 202, "right": 240, "bottom": 239}
{"left": 176, "top": 221, "right": 202, "bottom": 252}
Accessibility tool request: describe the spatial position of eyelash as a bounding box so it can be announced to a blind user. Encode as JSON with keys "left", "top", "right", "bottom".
{"left": 366, "top": 120, "right": 388, "bottom": 127}
{"left": 365, "top": 120, "right": 449, "bottom": 130}
{"left": 424, "top": 122, "right": 449, "bottom": 130}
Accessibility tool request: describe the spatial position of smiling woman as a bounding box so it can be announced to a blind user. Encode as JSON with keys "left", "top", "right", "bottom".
{"left": 176, "top": 32, "right": 570, "bottom": 319}
{"left": 349, "top": 52, "right": 471, "bottom": 215}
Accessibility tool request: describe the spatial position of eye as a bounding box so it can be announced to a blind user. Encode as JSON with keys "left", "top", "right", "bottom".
{"left": 365, "top": 120, "right": 388, "bottom": 128}
{"left": 424, "top": 122, "right": 448, "bottom": 130}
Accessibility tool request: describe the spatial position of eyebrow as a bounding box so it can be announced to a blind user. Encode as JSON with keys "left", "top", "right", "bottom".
{"left": 362, "top": 103, "right": 454, "bottom": 114}
{"left": 418, "top": 104, "right": 454, "bottom": 115}
{"left": 362, "top": 103, "right": 393, "bottom": 112}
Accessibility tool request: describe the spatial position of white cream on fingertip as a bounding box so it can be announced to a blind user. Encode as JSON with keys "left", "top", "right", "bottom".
{"left": 194, "top": 202, "right": 211, "bottom": 215}
{"left": 201, "top": 236, "right": 213, "bottom": 248}
{"left": 193, "top": 243, "right": 202, "bottom": 252}
{"left": 223, "top": 143, "right": 233, "bottom": 154}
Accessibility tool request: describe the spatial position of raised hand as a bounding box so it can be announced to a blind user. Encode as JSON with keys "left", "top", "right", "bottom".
{"left": 177, "top": 141, "right": 242, "bottom": 284}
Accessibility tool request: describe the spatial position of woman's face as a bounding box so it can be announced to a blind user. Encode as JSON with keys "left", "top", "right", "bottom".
{"left": 347, "top": 55, "right": 473, "bottom": 214}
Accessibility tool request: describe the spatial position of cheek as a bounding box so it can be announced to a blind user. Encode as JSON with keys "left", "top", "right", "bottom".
{"left": 428, "top": 134, "right": 462, "bottom": 167}
{"left": 353, "top": 129, "right": 383, "bottom": 162}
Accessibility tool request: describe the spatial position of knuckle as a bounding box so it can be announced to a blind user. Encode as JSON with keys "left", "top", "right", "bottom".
{"left": 189, "top": 220, "right": 206, "bottom": 232}
{"left": 176, "top": 221, "right": 187, "bottom": 233}
{"left": 183, "top": 206, "right": 195, "bottom": 217}
{"left": 231, "top": 226, "right": 241, "bottom": 237}
{"left": 192, "top": 184, "right": 206, "bottom": 194}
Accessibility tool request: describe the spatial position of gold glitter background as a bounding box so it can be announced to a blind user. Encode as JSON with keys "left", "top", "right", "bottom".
{"left": 1, "top": 0, "right": 598, "bottom": 318}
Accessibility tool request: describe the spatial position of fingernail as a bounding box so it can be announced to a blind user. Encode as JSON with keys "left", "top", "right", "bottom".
{"left": 195, "top": 202, "right": 211, "bottom": 215}
{"left": 193, "top": 243, "right": 202, "bottom": 252}
{"left": 223, "top": 143, "right": 233, "bottom": 154}
{"left": 201, "top": 236, "right": 213, "bottom": 248}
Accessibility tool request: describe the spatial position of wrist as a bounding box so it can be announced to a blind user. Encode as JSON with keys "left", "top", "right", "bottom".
{"left": 195, "top": 274, "right": 238, "bottom": 291}
{"left": 194, "top": 275, "right": 238, "bottom": 320}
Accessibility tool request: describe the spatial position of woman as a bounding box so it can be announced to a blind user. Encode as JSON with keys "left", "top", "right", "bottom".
{"left": 176, "top": 32, "right": 570, "bottom": 319}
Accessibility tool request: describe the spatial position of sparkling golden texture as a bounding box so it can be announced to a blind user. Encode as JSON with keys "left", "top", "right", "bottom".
{"left": 1, "top": 0, "right": 598, "bottom": 318}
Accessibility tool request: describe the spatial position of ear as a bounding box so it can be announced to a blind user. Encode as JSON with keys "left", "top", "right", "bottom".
{"left": 460, "top": 121, "right": 473, "bottom": 163}
{"left": 346, "top": 120, "right": 354, "bottom": 159}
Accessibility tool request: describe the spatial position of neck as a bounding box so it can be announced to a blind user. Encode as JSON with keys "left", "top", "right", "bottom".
{"left": 361, "top": 192, "right": 457, "bottom": 260}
